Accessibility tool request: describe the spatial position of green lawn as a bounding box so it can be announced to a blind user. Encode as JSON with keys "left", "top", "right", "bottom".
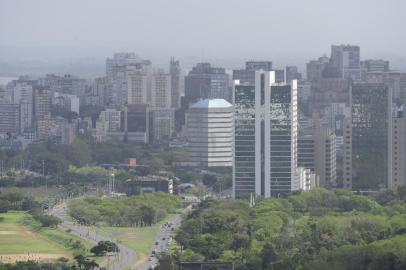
{"left": 95, "top": 215, "right": 173, "bottom": 266}
{"left": 0, "top": 211, "right": 67, "bottom": 255}
{"left": 0, "top": 211, "right": 96, "bottom": 262}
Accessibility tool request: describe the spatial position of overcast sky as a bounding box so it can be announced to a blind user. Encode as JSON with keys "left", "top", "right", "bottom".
{"left": 0, "top": 0, "right": 405, "bottom": 70}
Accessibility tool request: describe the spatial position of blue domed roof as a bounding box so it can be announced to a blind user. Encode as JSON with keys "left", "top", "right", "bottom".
{"left": 190, "top": 99, "right": 232, "bottom": 109}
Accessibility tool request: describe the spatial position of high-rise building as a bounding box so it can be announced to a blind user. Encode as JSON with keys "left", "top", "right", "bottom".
{"left": 150, "top": 108, "right": 175, "bottom": 144}
{"left": 151, "top": 71, "right": 171, "bottom": 108}
{"left": 184, "top": 63, "right": 230, "bottom": 105}
{"left": 233, "top": 61, "right": 273, "bottom": 85}
{"left": 123, "top": 104, "right": 150, "bottom": 144}
{"left": 343, "top": 83, "right": 392, "bottom": 190}
{"left": 53, "top": 93, "right": 80, "bottom": 115}
{"left": 269, "top": 81, "right": 298, "bottom": 196}
{"left": 298, "top": 127, "right": 337, "bottom": 187}
{"left": 306, "top": 56, "right": 329, "bottom": 83}
{"left": 361, "top": 59, "right": 390, "bottom": 73}
{"left": 233, "top": 83, "right": 256, "bottom": 199}
{"left": 0, "top": 101, "right": 20, "bottom": 135}
{"left": 106, "top": 53, "right": 152, "bottom": 108}
{"left": 40, "top": 74, "right": 86, "bottom": 97}
{"left": 365, "top": 71, "right": 406, "bottom": 105}
{"left": 127, "top": 73, "right": 148, "bottom": 105}
{"left": 186, "top": 99, "right": 233, "bottom": 167}
{"left": 87, "top": 77, "right": 108, "bottom": 106}
{"left": 34, "top": 88, "right": 52, "bottom": 120}
{"left": 10, "top": 81, "right": 34, "bottom": 133}
{"left": 285, "top": 66, "right": 302, "bottom": 83}
{"left": 233, "top": 71, "right": 298, "bottom": 199}
{"left": 170, "top": 58, "right": 182, "bottom": 109}
{"left": 274, "top": 69, "right": 285, "bottom": 83}
{"left": 391, "top": 107, "right": 406, "bottom": 189}
{"left": 330, "top": 44, "right": 361, "bottom": 81}
{"left": 99, "top": 109, "right": 121, "bottom": 132}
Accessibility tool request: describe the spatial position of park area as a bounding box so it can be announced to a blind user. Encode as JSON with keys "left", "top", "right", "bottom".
{"left": 95, "top": 216, "right": 169, "bottom": 266}
{"left": 0, "top": 211, "right": 92, "bottom": 263}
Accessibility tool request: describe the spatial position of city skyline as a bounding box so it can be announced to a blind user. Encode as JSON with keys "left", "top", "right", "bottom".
{"left": 1, "top": 0, "right": 406, "bottom": 75}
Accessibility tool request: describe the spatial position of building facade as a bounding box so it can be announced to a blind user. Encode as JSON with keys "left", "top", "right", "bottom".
{"left": 343, "top": 83, "right": 392, "bottom": 190}
{"left": 170, "top": 57, "right": 182, "bottom": 109}
{"left": 233, "top": 71, "right": 298, "bottom": 199}
{"left": 330, "top": 44, "right": 361, "bottom": 81}
{"left": 186, "top": 99, "right": 233, "bottom": 167}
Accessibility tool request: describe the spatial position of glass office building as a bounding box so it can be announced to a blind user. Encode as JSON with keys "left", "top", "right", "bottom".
{"left": 344, "top": 83, "right": 392, "bottom": 190}
{"left": 233, "top": 83, "right": 256, "bottom": 199}
{"left": 269, "top": 84, "right": 298, "bottom": 196}
{"left": 233, "top": 71, "right": 298, "bottom": 199}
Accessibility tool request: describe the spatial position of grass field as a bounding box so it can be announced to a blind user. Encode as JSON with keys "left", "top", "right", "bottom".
{"left": 95, "top": 215, "right": 172, "bottom": 266}
{"left": 0, "top": 211, "right": 95, "bottom": 263}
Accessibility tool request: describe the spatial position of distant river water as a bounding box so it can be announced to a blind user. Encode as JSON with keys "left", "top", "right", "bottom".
{"left": 0, "top": 77, "right": 17, "bottom": 85}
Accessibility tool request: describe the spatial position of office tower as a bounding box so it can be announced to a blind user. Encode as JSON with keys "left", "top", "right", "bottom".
{"left": 330, "top": 44, "right": 361, "bottom": 81}
{"left": 297, "top": 81, "right": 312, "bottom": 104}
{"left": 298, "top": 127, "right": 337, "bottom": 187}
{"left": 151, "top": 71, "right": 171, "bottom": 108}
{"left": 0, "top": 101, "right": 20, "bottom": 134}
{"left": 285, "top": 66, "right": 302, "bottom": 83}
{"left": 392, "top": 107, "right": 406, "bottom": 189}
{"left": 36, "top": 114, "right": 57, "bottom": 140}
{"left": 127, "top": 73, "right": 148, "bottom": 105}
{"left": 106, "top": 53, "right": 152, "bottom": 108}
{"left": 99, "top": 109, "right": 121, "bottom": 132}
{"left": 269, "top": 80, "right": 298, "bottom": 196}
{"left": 34, "top": 88, "right": 52, "bottom": 120}
{"left": 184, "top": 63, "right": 230, "bottom": 105}
{"left": 40, "top": 74, "right": 86, "bottom": 97}
{"left": 36, "top": 115, "right": 76, "bottom": 144}
{"left": 186, "top": 99, "right": 233, "bottom": 167}
{"left": 306, "top": 56, "right": 330, "bottom": 83}
{"left": 311, "top": 76, "right": 350, "bottom": 112}
{"left": 233, "top": 71, "right": 298, "bottom": 199}
{"left": 149, "top": 71, "right": 175, "bottom": 143}
{"left": 123, "top": 104, "right": 150, "bottom": 144}
{"left": 170, "top": 58, "right": 182, "bottom": 109}
{"left": 343, "top": 83, "right": 392, "bottom": 190}
{"left": 53, "top": 93, "right": 80, "bottom": 114}
{"left": 10, "top": 82, "right": 34, "bottom": 133}
{"left": 274, "top": 69, "right": 285, "bottom": 83}
{"left": 365, "top": 71, "right": 406, "bottom": 105}
{"left": 233, "top": 82, "right": 257, "bottom": 199}
{"left": 149, "top": 108, "right": 175, "bottom": 143}
{"left": 362, "top": 59, "right": 390, "bottom": 73}
{"left": 233, "top": 61, "right": 273, "bottom": 85}
{"left": 87, "top": 77, "right": 107, "bottom": 106}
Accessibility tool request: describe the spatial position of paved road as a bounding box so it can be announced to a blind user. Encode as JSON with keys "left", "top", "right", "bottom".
{"left": 49, "top": 203, "right": 137, "bottom": 270}
{"left": 135, "top": 205, "right": 193, "bottom": 270}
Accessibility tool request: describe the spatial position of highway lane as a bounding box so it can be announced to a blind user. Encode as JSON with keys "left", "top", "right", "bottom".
{"left": 136, "top": 205, "right": 193, "bottom": 270}
{"left": 49, "top": 203, "right": 137, "bottom": 270}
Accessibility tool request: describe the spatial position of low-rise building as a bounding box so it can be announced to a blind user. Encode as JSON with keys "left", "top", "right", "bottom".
{"left": 126, "top": 176, "right": 173, "bottom": 195}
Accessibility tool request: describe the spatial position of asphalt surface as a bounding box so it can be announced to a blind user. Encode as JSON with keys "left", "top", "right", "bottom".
{"left": 49, "top": 202, "right": 193, "bottom": 270}
{"left": 49, "top": 203, "right": 137, "bottom": 270}
{"left": 136, "top": 211, "right": 184, "bottom": 270}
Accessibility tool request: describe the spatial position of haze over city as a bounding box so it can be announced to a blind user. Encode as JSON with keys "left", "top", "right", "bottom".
{"left": 1, "top": 0, "right": 406, "bottom": 75}
{"left": 1, "top": 1, "right": 406, "bottom": 270}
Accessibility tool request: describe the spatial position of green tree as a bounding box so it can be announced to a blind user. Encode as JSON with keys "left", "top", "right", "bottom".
{"left": 90, "top": 241, "right": 119, "bottom": 256}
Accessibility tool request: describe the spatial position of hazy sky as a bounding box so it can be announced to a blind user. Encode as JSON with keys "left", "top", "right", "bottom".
{"left": 1, "top": 0, "right": 405, "bottom": 69}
